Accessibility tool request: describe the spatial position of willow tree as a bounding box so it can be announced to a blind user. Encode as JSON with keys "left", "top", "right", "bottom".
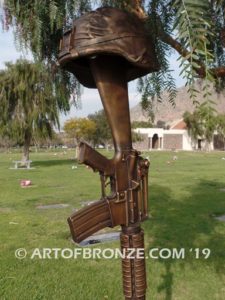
{"left": 0, "top": 59, "right": 64, "bottom": 161}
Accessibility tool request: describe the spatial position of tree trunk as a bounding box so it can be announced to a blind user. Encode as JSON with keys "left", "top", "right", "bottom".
{"left": 22, "top": 130, "right": 31, "bottom": 162}
{"left": 75, "top": 146, "right": 79, "bottom": 159}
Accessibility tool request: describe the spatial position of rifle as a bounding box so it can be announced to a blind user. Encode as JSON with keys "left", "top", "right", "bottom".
{"left": 65, "top": 55, "right": 150, "bottom": 299}
{"left": 68, "top": 141, "right": 149, "bottom": 243}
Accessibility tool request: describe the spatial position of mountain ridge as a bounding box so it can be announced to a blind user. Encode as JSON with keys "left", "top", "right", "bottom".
{"left": 130, "top": 82, "right": 225, "bottom": 125}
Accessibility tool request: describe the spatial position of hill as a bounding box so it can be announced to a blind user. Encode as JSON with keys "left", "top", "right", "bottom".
{"left": 130, "top": 82, "right": 225, "bottom": 126}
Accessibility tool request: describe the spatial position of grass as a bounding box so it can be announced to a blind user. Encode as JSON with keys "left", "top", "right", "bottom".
{"left": 0, "top": 149, "right": 225, "bottom": 300}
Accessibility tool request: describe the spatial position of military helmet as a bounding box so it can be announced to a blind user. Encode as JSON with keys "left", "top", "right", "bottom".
{"left": 58, "top": 7, "right": 159, "bottom": 88}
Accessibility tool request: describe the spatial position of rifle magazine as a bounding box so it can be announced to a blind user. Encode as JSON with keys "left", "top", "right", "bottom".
{"left": 68, "top": 199, "right": 112, "bottom": 243}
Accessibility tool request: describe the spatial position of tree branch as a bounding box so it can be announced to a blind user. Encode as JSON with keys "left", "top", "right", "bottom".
{"left": 123, "top": 2, "right": 210, "bottom": 78}
{"left": 155, "top": 16, "right": 225, "bottom": 79}
{"left": 122, "top": 0, "right": 147, "bottom": 20}
{"left": 124, "top": 4, "right": 225, "bottom": 80}
{"left": 157, "top": 25, "right": 205, "bottom": 78}
{"left": 213, "top": 66, "right": 225, "bottom": 77}
{"left": 158, "top": 28, "right": 225, "bottom": 79}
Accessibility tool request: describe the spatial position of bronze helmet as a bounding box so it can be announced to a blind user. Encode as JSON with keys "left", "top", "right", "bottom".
{"left": 58, "top": 7, "right": 159, "bottom": 88}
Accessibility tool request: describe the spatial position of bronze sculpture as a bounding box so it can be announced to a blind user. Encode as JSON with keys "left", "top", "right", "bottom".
{"left": 58, "top": 7, "right": 159, "bottom": 300}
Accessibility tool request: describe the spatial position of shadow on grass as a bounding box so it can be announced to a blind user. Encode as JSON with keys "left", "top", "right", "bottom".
{"left": 32, "top": 159, "right": 77, "bottom": 168}
{"left": 157, "top": 261, "right": 173, "bottom": 300}
{"left": 146, "top": 180, "right": 225, "bottom": 299}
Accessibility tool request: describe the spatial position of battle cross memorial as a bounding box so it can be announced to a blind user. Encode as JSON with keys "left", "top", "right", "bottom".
{"left": 58, "top": 7, "right": 159, "bottom": 300}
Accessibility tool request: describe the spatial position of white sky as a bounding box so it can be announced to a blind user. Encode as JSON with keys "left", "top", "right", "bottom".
{"left": 0, "top": 26, "right": 185, "bottom": 127}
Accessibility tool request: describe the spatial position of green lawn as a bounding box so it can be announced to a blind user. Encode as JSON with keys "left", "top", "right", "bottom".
{"left": 0, "top": 149, "right": 225, "bottom": 300}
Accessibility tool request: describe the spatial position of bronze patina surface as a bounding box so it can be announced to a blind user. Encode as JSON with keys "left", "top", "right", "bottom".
{"left": 59, "top": 7, "right": 159, "bottom": 88}
{"left": 58, "top": 6, "right": 159, "bottom": 300}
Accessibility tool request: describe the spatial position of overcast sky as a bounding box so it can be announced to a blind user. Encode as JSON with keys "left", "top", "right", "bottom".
{"left": 0, "top": 25, "right": 185, "bottom": 127}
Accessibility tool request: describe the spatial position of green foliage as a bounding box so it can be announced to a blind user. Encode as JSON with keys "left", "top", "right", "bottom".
{"left": 155, "top": 120, "right": 166, "bottom": 129}
{"left": 138, "top": 2, "right": 177, "bottom": 109}
{"left": 3, "top": 0, "right": 81, "bottom": 105}
{"left": 63, "top": 117, "right": 96, "bottom": 144}
{"left": 2, "top": 0, "right": 225, "bottom": 111}
{"left": 0, "top": 59, "right": 61, "bottom": 145}
{"left": 197, "top": 102, "right": 218, "bottom": 143}
{"left": 172, "top": 0, "right": 214, "bottom": 102}
{"left": 132, "top": 130, "right": 144, "bottom": 143}
{"left": 183, "top": 110, "right": 201, "bottom": 141}
{"left": 3, "top": 0, "right": 90, "bottom": 60}
{"left": 183, "top": 102, "right": 218, "bottom": 145}
{"left": 88, "top": 110, "right": 112, "bottom": 146}
{"left": 216, "top": 114, "right": 225, "bottom": 139}
{"left": 131, "top": 121, "right": 153, "bottom": 128}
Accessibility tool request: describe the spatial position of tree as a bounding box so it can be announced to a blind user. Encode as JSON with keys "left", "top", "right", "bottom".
{"left": 183, "top": 103, "right": 217, "bottom": 150}
{"left": 33, "top": 130, "right": 63, "bottom": 149}
{"left": 216, "top": 114, "right": 225, "bottom": 150}
{"left": 155, "top": 120, "right": 166, "bottom": 129}
{"left": 131, "top": 121, "right": 153, "bottom": 128}
{"left": 63, "top": 118, "right": 96, "bottom": 146}
{"left": 2, "top": 0, "right": 225, "bottom": 111}
{"left": 132, "top": 131, "right": 144, "bottom": 143}
{"left": 0, "top": 59, "right": 63, "bottom": 161}
{"left": 183, "top": 111, "right": 203, "bottom": 145}
{"left": 0, "top": 135, "right": 16, "bottom": 150}
{"left": 88, "top": 110, "right": 112, "bottom": 147}
{"left": 88, "top": 110, "right": 145, "bottom": 147}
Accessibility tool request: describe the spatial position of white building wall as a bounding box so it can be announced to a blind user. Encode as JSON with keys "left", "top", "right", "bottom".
{"left": 134, "top": 128, "right": 194, "bottom": 150}
{"left": 163, "top": 129, "right": 185, "bottom": 150}
{"left": 134, "top": 127, "right": 216, "bottom": 151}
{"left": 182, "top": 131, "right": 193, "bottom": 150}
{"left": 135, "top": 128, "right": 164, "bottom": 137}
